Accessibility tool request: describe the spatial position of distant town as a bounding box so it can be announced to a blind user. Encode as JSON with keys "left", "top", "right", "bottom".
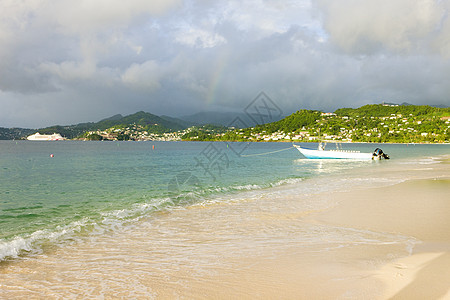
{"left": 182, "top": 104, "right": 450, "bottom": 144}
{"left": 220, "top": 112, "right": 450, "bottom": 143}
{"left": 1, "top": 103, "right": 449, "bottom": 143}
{"left": 81, "top": 124, "right": 187, "bottom": 141}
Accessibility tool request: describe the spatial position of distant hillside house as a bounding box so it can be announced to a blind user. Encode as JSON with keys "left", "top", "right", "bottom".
{"left": 382, "top": 102, "right": 399, "bottom": 107}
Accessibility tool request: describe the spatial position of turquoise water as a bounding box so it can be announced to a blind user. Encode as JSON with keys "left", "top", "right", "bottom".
{"left": 0, "top": 140, "right": 449, "bottom": 261}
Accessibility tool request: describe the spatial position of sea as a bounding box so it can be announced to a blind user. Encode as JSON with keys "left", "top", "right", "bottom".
{"left": 0, "top": 140, "right": 449, "bottom": 297}
{"left": 1, "top": 140, "right": 449, "bottom": 261}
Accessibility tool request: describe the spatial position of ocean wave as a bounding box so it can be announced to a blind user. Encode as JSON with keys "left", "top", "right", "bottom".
{"left": 271, "top": 177, "right": 304, "bottom": 186}
{"left": 397, "top": 156, "right": 442, "bottom": 165}
{"left": 102, "top": 178, "right": 305, "bottom": 221}
{"left": 0, "top": 218, "right": 89, "bottom": 261}
{"left": 167, "top": 177, "right": 304, "bottom": 199}
{"left": 2, "top": 205, "right": 44, "bottom": 212}
{"left": 0, "top": 175, "right": 306, "bottom": 262}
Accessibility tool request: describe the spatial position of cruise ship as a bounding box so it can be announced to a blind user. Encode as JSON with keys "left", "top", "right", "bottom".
{"left": 27, "top": 133, "right": 65, "bottom": 141}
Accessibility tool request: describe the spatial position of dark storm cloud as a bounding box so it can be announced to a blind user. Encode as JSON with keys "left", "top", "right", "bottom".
{"left": 0, "top": 0, "right": 449, "bottom": 128}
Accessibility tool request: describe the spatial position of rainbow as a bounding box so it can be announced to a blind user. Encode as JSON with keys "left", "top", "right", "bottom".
{"left": 205, "top": 51, "right": 230, "bottom": 105}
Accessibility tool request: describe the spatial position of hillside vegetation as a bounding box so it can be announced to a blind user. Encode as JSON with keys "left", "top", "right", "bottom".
{"left": 183, "top": 104, "right": 450, "bottom": 143}
{"left": 38, "top": 111, "right": 187, "bottom": 139}
{"left": 0, "top": 127, "right": 35, "bottom": 140}
{"left": 3, "top": 104, "right": 449, "bottom": 143}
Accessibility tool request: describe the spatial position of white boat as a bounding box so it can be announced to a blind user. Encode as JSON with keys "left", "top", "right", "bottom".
{"left": 27, "top": 133, "right": 64, "bottom": 141}
{"left": 293, "top": 143, "right": 389, "bottom": 160}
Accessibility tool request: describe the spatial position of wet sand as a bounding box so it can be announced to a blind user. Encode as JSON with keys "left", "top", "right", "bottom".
{"left": 1, "top": 157, "right": 449, "bottom": 299}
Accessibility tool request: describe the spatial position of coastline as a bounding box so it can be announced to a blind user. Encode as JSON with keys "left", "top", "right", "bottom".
{"left": 0, "top": 154, "right": 449, "bottom": 299}
{"left": 192, "top": 155, "right": 450, "bottom": 299}
{"left": 5, "top": 138, "right": 450, "bottom": 145}
{"left": 314, "top": 175, "right": 450, "bottom": 299}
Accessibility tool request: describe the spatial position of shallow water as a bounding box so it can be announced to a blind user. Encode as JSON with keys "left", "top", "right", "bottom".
{"left": 0, "top": 141, "right": 448, "bottom": 261}
{"left": 0, "top": 141, "right": 449, "bottom": 297}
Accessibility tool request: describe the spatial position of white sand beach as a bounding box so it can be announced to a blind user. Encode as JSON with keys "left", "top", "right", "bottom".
{"left": 1, "top": 156, "right": 449, "bottom": 299}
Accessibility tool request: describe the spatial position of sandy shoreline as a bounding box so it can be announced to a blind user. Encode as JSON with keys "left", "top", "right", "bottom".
{"left": 154, "top": 162, "right": 450, "bottom": 299}
{"left": 196, "top": 171, "right": 450, "bottom": 299}
{"left": 1, "top": 156, "right": 449, "bottom": 299}
{"left": 315, "top": 176, "right": 450, "bottom": 299}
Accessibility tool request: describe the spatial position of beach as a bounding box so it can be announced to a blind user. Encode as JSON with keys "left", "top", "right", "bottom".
{"left": 3, "top": 0, "right": 450, "bottom": 297}
{"left": 1, "top": 142, "right": 449, "bottom": 299}
{"left": 316, "top": 165, "right": 450, "bottom": 299}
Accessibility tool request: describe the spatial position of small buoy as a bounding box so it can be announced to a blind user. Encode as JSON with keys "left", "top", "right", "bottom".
{"left": 50, "top": 154, "right": 54, "bottom": 158}
{"left": 152, "top": 145, "right": 155, "bottom": 150}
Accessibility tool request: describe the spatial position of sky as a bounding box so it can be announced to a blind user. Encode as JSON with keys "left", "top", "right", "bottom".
{"left": 1, "top": 0, "right": 450, "bottom": 128}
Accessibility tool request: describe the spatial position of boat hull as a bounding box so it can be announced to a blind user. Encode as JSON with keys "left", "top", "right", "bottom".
{"left": 294, "top": 145, "right": 373, "bottom": 160}
{"left": 27, "top": 133, "right": 64, "bottom": 141}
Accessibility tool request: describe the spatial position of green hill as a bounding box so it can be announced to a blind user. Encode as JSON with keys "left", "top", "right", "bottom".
{"left": 3, "top": 104, "right": 449, "bottom": 142}
{"left": 0, "top": 127, "right": 35, "bottom": 140}
{"left": 186, "top": 104, "right": 450, "bottom": 143}
{"left": 252, "top": 110, "right": 322, "bottom": 134}
{"left": 335, "top": 104, "right": 448, "bottom": 118}
{"left": 38, "top": 111, "right": 188, "bottom": 139}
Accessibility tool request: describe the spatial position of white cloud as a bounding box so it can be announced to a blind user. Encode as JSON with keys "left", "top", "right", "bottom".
{"left": 175, "top": 27, "right": 227, "bottom": 48}
{"left": 131, "top": 45, "right": 143, "bottom": 55}
{"left": 0, "top": 0, "right": 181, "bottom": 92}
{"left": 1, "top": 0, "right": 450, "bottom": 128}
{"left": 316, "top": 0, "right": 447, "bottom": 55}
{"left": 121, "top": 61, "right": 162, "bottom": 92}
{"left": 45, "top": 0, "right": 182, "bottom": 34}
{"left": 218, "top": 0, "right": 316, "bottom": 36}
{"left": 40, "top": 61, "right": 97, "bottom": 82}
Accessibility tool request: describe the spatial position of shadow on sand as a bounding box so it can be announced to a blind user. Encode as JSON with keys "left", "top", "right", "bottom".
{"left": 391, "top": 252, "right": 450, "bottom": 300}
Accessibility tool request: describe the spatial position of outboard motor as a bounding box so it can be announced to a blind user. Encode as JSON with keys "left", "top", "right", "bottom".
{"left": 372, "top": 148, "right": 390, "bottom": 160}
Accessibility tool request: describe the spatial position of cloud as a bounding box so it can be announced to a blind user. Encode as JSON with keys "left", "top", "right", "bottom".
{"left": 121, "top": 61, "right": 162, "bottom": 92}
{"left": 316, "top": 0, "right": 447, "bottom": 55}
{"left": 175, "top": 27, "right": 227, "bottom": 48}
{"left": 1, "top": 0, "right": 450, "bottom": 128}
{"left": 45, "top": 0, "right": 182, "bottom": 34}
{"left": 0, "top": 0, "right": 181, "bottom": 94}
